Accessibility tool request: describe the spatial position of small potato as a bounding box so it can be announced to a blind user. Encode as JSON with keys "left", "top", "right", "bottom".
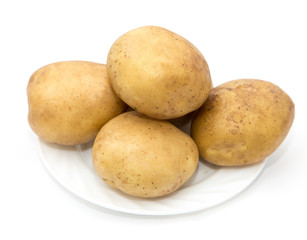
{"left": 27, "top": 61, "right": 126, "bottom": 145}
{"left": 107, "top": 26, "right": 212, "bottom": 120}
{"left": 92, "top": 111, "right": 199, "bottom": 198}
{"left": 191, "top": 79, "right": 295, "bottom": 166}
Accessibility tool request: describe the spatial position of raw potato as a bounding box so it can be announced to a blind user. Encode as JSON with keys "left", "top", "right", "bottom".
{"left": 191, "top": 79, "right": 295, "bottom": 166}
{"left": 27, "top": 61, "right": 126, "bottom": 145}
{"left": 92, "top": 111, "right": 199, "bottom": 198}
{"left": 107, "top": 26, "right": 212, "bottom": 120}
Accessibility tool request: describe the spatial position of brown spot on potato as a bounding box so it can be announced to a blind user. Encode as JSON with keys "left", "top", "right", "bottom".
{"left": 231, "top": 129, "right": 237, "bottom": 134}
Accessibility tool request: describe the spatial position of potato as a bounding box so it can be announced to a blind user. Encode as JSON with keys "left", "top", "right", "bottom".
{"left": 92, "top": 111, "right": 199, "bottom": 198}
{"left": 191, "top": 79, "right": 295, "bottom": 166}
{"left": 107, "top": 26, "right": 212, "bottom": 120}
{"left": 27, "top": 61, "right": 126, "bottom": 145}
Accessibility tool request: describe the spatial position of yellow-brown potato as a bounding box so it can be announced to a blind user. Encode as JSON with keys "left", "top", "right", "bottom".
{"left": 27, "top": 61, "right": 126, "bottom": 145}
{"left": 92, "top": 111, "right": 199, "bottom": 198}
{"left": 107, "top": 26, "right": 212, "bottom": 120}
{"left": 191, "top": 79, "right": 295, "bottom": 166}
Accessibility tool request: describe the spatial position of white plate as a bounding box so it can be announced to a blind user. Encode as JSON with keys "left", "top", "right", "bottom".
{"left": 37, "top": 128, "right": 266, "bottom": 216}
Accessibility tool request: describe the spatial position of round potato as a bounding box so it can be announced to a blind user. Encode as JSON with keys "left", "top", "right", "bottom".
{"left": 92, "top": 111, "right": 199, "bottom": 198}
{"left": 191, "top": 79, "right": 295, "bottom": 166}
{"left": 107, "top": 26, "right": 212, "bottom": 120}
{"left": 27, "top": 61, "right": 126, "bottom": 145}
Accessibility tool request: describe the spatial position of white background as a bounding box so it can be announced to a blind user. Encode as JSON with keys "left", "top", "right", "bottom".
{"left": 1, "top": 0, "right": 306, "bottom": 239}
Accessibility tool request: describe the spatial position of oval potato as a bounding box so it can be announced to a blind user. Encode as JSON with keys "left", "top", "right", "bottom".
{"left": 92, "top": 111, "right": 199, "bottom": 198}
{"left": 191, "top": 79, "right": 295, "bottom": 166}
{"left": 107, "top": 26, "right": 212, "bottom": 120}
{"left": 27, "top": 61, "right": 126, "bottom": 145}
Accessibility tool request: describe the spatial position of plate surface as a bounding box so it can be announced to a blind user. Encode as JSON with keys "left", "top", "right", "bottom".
{"left": 38, "top": 129, "right": 266, "bottom": 216}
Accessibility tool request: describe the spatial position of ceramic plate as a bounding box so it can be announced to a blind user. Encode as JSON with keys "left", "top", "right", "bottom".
{"left": 38, "top": 131, "right": 266, "bottom": 215}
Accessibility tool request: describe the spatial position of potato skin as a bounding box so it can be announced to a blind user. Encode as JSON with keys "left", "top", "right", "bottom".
{"left": 27, "top": 61, "right": 126, "bottom": 145}
{"left": 107, "top": 26, "right": 212, "bottom": 120}
{"left": 92, "top": 111, "right": 199, "bottom": 198}
{"left": 191, "top": 79, "right": 295, "bottom": 166}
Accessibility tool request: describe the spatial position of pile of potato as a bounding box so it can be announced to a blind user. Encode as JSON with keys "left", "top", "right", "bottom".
{"left": 27, "top": 26, "right": 295, "bottom": 198}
